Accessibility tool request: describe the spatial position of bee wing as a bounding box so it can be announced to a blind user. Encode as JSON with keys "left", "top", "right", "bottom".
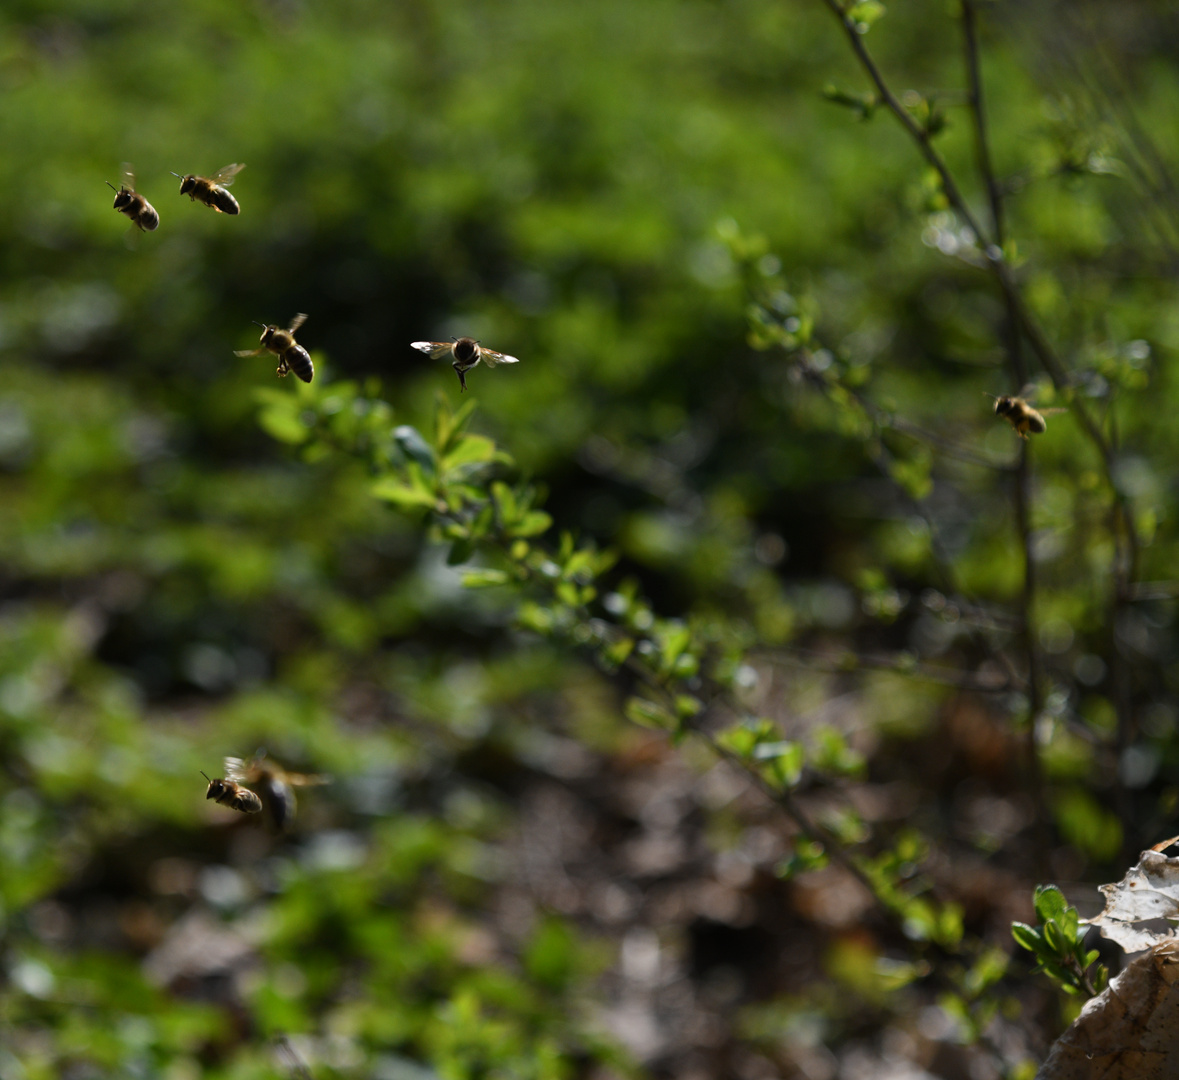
{"left": 235, "top": 348, "right": 266, "bottom": 357}
{"left": 285, "top": 772, "right": 331, "bottom": 787}
{"left": 224, "top": 756, "right": 253, "bottom": 782}
{"left": 1039, "top": 407, "right": 1068, "bottom": 416}
{"left": 287, "top": 313, "right": 308, "bottom": 334}
{"left": 212, "top": 163, "right": 245, "bottom": 186}
{"left": 479, "top": 348, "right": 519, "bottom": 368}
{"left": 121, "top": 163, "right": 136, "bottom": 190}
{"left": 410, "top": 341, "right": 455, "bottom": 360}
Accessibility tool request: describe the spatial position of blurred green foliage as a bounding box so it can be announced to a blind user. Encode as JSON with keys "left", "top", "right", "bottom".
{"left": 5, "top": 0, "right": 1179, "bottom": 1075}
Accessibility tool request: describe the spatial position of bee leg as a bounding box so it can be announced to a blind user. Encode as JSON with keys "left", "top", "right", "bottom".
{"left": 453, "top": 362, "right": 467, "bottom": 392}
{"left": 276, "top": 358, "right": 290, "bottom": 378}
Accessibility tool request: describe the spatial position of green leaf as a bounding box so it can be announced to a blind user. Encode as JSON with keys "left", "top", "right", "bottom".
{"left": 847, "top": 2, "right": 886, "bottom": 29}
{"left": 441, "top": 434, "right": 498, "bottom": 472}
{"left": 1010, "top": 922, "right": 1044, "bottom": 955}
{"left": 255, "top": 390, "right": 309, "bottom": 444}
{"left": 624, "top": 696, "right": 674, "bottom": 730}
{"left": 460, "top": 568, "right": 511, "bottom": 588}
{"left": 492, "top": 481, "right": 518, "bottom": 525}
{"left": 602, "top": 637, "right": 634, "bottom": 667}
{"left": 1033, "top": 885, "right": 1068, "bottom": 924}
{"left": 446, "top": 540, "right": 474, "bottom": 565}
{"left": 393, "top": 425, "right": 436, "bottom": 471}
{"left": 509, "top": 511, "right": 553, "bottom": 538}
{"left": 371, "top": 464, "right": 437, "bottom": 510}
{"left": 435, "top": 392, "right": 478, "bottom": 453}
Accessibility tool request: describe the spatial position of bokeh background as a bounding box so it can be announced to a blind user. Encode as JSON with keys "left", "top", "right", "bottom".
{"left": 4, "top": 1, "right": 1179, "bottom": 1077}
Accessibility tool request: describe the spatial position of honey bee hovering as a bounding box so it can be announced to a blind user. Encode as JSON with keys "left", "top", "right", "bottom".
{"left": 410, "top": 337, "right": 520, "bottom": 392}
{"left": 106, "top": 166, "right": 159, "bottom": 232}
{"left": 224, "top": 752, "right": 329, "bottom": 831}
{"left": 236, "top": 313, "right": 314, "bottom": 382}
{"left": 987, "top": 392, "right": 1066, "bottom": 439}
{"left": 171, "top": 163, "right": 245, "bottom": 215}
{"left": 202, "top": 770, "right": 263, "bottom": 815}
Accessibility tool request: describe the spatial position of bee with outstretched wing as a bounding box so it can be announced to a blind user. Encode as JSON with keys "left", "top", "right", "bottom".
{"left": 202, "top": 770, "right": 263, "bottom": 815}
{"left": 225, "top": 751, "right": 329, "bottom": 830}
{"left": 107, "top": 165, "right": 159, "bottom": 232}
{"left": 986, "top": 390, "right": 1067, "bottom": 439}
{"left": 172, "top": 163, "right": 245, "bottom": 215}
{"left": 236, "top": 313, "right": 314, "bottom": 382}
{"left": 410, "top": 337, "right": 519, "bottom": 392}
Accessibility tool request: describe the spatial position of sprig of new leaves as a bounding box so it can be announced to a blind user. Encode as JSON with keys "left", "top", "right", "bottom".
{"left": 1011, "top": 885, "right": 1104, "bottom": 998}
{"left": 255, "top": 376, "right": 968, "bottom": 950}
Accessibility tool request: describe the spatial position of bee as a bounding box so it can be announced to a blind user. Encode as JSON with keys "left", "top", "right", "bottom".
{"left": 236, "top": 313, "right": 314, "bottom": 382}
{"left": 106, "top": 166, "right": 159, "bottom": 232}
{"left": 987, "top": 392, "right": 1066, "bottom": 439}
{"left": 224, "top": 752, "right": 329, "bottom": 831}
{"left": 202, "top": 770, "right": 263, "bottom": 815}
{"left": 410, "top": 337, "right": 519, "bottom": 392}
{"left": 171, "top": 163, "right": 245, "bottom": 215}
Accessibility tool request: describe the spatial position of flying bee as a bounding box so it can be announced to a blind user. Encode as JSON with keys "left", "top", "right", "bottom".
{"left": 171, "top": 163, "right": 245, "bottom": 215}
{"left": 202, "top": 770, "right": 263, "bottom": 815}
{"left": 106, "top": 166, "right": 159, "bottom": 231}
{"left": 236, "top": 313, "right": 314, "bottom": 382}
{"left": 410, "top": 337, "right": 520, "bottom": 392}
{"left": 986, "top": 392, "right": 1067, "bottom": 439}
{"left": 225, "top": 752, "right": 329, "bottom": 831}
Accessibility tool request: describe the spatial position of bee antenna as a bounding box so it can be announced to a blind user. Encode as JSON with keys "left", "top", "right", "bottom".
{"left": 201, "top": 771, "right": 211, "bottom": 781}
{"left": 105, "top": 180, "right": 117, "bottom": 191}
{"left": 170, "top": 171, "right": 183, "bottom": 178}
{"left": 252, "top": 321, "right": 267, "bottom": 329}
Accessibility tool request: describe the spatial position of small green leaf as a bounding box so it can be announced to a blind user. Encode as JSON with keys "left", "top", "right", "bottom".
{"left": 848, "top": 1, "right": 886, "bottom": 29}
{"left": 510, "top": 511, "right": 553, "bottom": 538}
{"left": 394, "top": 425, "right": 436, "bottom": 471}
{"left": 446, "top": 540, "right": 474, "bottom": 566}
{"left": 435, "top": 392, "right": 478, "bottom": 453}
{"left": 1033, "top": 885, "right": 1068, "bottom": 924}
{"left": 603, "top": 637, "right": 634, "bottom": 667}
{"left": 371, "top": 464, "right": 437, "bottom": 509}
{"left": 442, "top": 434, "right": 498, "bottom": 472}
{"left": 460, "top": 568, "right": 511, "bottom": 588}
{"left": 625, "top": 696, "right": 674, "bottom": 730}
{"left": 1010, "top": 922, "right": 1044, "bottom": 955}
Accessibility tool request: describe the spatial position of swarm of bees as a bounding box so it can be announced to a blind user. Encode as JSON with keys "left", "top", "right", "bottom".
{"left": 106, "top": 164, "right": 526, "bottom": 393}
{"left": 235, "top": 313, "right": 314, "bottom": 383}
{"left": 410, "top": 337, "right": 520, "bottom": 392}
{"left": 203, "top": 752, "right": 329, "bottom": 830}
{"left": 987, "top": 392, "right": 1066, "bottom": 439}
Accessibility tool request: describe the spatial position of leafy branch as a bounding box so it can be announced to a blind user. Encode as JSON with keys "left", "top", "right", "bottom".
{"left": 256, "top": 379, "right": 974, "bottom": 952}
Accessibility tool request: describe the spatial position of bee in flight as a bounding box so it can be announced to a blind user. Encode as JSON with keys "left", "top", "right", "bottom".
{"left": 236, "top": 313, "right": 314, "bottom": 382}
{"left": 106, "top": 166, "right": 159, "bottom": 232}
{"left": 986, "top": 392, "right": 1066, "bottom": 439}
{"left": 202, "top": 770, "right": 263, "bottom": 815}
{"left": 171, "top": 163, "right": 245, "bottom": 215}
{"left": 410, "top": 337, "right": 519, "bottom": 392}
{"left": 224, "top": 752, "right": 329, "bottom": 831}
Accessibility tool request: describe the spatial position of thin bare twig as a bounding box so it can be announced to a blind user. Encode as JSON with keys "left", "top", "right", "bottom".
{"left": 777, "top": 646, "right": 1019, "bottom": 693}
{"left": 961, "top": 0, "right": 1047, "bottom": 844}
{"left": 821, "top": 0, "right": 1143, "bottom": 839}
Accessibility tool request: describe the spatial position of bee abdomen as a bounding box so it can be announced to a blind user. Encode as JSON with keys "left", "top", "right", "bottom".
{"left": 228, "top": 788, "right": 263, "bottom": 813}
{"left": 210, "top": 188, "right": 240, "bottom": 215}
{"left": 138, "top": 205, "right": 160, "bottom": 231}
{"left": 286, "top": 345, "right": 314, "bottom": 383}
